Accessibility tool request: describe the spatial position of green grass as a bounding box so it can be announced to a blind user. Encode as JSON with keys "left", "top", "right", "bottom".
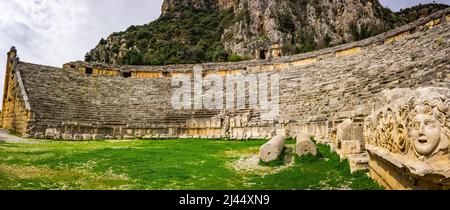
{"left": 0, "top": 139, "right": 382, "bottom": 190}
{"left": 259, "top": 147, "right": 289, "bottom": 167}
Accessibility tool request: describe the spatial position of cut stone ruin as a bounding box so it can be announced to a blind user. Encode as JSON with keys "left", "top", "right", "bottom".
{"left": 334, "top": 118, "right": 370, "bottom": 173}
{"left": 259, "top": 132, "right": 319, "bottom": 164}
{"left": 295, "top": 133, "right": 317, "bottom": 157}
{"left": 364, "top": 87, "right": 450, "bottom": 189}
{"left": 259, "top": 133, "right": 286, "bottom": 163}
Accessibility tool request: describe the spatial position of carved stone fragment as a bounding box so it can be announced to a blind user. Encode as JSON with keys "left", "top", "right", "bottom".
{"left": 365, "top": 87, "right": 450, "bottom": 189}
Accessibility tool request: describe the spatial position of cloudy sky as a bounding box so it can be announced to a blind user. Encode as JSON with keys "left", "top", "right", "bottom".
{"left": 0, "top": 0, "right": 449, "bottom": 107}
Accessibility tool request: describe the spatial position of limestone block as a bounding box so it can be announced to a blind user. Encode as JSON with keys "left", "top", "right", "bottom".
{"left": 259, "top": 134, "right": 286, "bottom": 163}
{"left": 45, "top": 128, "right": 57, "bottom": 139}
{"left": 73, "top": 134, "right": 83, "bottom": 141}
{"left": 92, "top": 134, "right": 105, "bottom": 140}
{"left": 123, "top": 135, "right": 135, "bottom": 140}
{"left": 276, "top": 129, "right": 286, "bottom": 136}
{"left": 341, "top": 140, "right": 364, "bottom": 155}
{"left": 34, "top": 132, "right": 44, "bottom": 139}
{"left": 22, "top": 134, "right": 32, "bottom": 138}
{"left": 82, "top": 134, "right": 92, "bottom": 141}
{"left": 347, "top": 153, "right": 369, "bottom": 173}
{"left": 62, "top": 134, "right": 72, "bottom": 141}
{"left": 336, "top": 119, "right": 363, "bottom": 142}
{"left": 295, "top": 134, "right": 317, "bottom": 157}
{"left": 375, "top": 88, "right": 412, "bottom": 110}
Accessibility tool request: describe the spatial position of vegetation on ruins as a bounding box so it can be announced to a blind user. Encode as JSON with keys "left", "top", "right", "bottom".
{"left": 86, "top": 7, "right": 236, "bottom": 65}
{"left": 0, "top": 139, "right": 382, "bottom": 190}
{"left": 388, "top": 3, "right": 450, "bottom": 27}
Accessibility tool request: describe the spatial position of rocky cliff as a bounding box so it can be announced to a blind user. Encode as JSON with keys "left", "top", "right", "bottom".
{"left": 85, "top": 0, "right": 448, "bottom": 65}
{"left": 161, "top": 0, "right": 237, "bottom": 15}
{"left": 221, "top": 0, "right": 389, "bottom": 56}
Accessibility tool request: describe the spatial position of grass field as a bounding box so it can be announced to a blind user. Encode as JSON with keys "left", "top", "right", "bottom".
{"left": 0, "top": 139, "right": 382, "bottom": 190}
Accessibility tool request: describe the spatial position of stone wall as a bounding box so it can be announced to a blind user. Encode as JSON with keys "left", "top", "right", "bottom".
{"left": 0, "top": 47, "right": 31, "bottom": 135}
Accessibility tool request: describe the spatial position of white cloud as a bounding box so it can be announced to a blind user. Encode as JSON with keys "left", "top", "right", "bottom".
{"left": 0, "top": 0, "right": 163, "bottom": 107}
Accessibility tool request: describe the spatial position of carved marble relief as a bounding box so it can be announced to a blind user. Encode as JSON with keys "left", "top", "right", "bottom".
{"left": 364, "top": 87, "right": 450, "bottom": 178}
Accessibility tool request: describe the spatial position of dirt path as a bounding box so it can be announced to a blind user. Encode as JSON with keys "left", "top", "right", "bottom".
{"left": 0, "top": 129, "right": 28, "bottom": 143}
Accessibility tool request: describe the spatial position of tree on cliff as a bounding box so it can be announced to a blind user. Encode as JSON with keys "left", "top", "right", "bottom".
{"left": 85, "top": 0, "right": 449, "bottom": 65}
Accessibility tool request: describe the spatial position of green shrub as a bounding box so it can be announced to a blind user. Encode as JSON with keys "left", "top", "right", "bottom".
{"left": 114, "top": 7, "right": 235, "bottom": 65}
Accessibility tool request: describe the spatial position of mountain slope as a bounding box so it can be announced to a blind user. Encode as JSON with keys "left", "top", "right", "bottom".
{"left": 85, "top": 0, "right": 449, "bottom": 65}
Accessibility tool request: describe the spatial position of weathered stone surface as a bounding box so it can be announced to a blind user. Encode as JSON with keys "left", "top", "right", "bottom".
{"left": 259, "top": 134, "right": 286, "bottom": 163}
{"left": 347, "top": 153, "right": 369, "bottom": 173}
{"left": 45, "top": 128, "right": 57, "bottom": 139}
{"left": 82, "top": 134, "right": 92, "bottom": 141}
{"left": 34, "top": 132, "right": 44, "bottom": 139}
{"left": 73, "top": 134, "right": 83, "bottom": 141}
{"left": 337, "top": 119, "right": 364, "bottom": 143}
{"left": 92, "top": 134, "right": 104, "bottom": 140}
{"left": 295, "top": 134, "right": 317, "bottom": 157}
{"left": 341, "top": 140, "right": 364, "bottom": 155}
{"left": 122, "top": 135, "right": 135, "bottom": 140}
{"left": 365, "top": 87, "right": 450, "bottom": 189}
{"left": 62, "top": 133, "right": 73, "bottom": 141}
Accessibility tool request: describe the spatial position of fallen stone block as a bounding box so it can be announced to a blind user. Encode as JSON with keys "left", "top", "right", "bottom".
{"left": 34, "top": 132, "right": 44, "bottom": 139}
{"left": 259, "top": 134, "right": 286, "bottom": 163}
{"left": 22, "top": 134, "right": 32, "bottom": 139}
{"left": 45, "top": 128, "right": 57, "bottom": 139}
{"left": 341, "top": 140, "right": 364, "bottom": 155}
{"left": 347, "top": 153, "right": 369, "bottom": 173}
{"left": 295, "top": 134, "right": 317, "bottom": 157}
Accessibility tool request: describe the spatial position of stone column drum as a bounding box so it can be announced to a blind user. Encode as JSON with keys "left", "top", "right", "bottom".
{"left": 259, "top": 133, "right": 286, "bottom": 163}
{"left": 295, "top": 133, "right": 317, "bottom": 157}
